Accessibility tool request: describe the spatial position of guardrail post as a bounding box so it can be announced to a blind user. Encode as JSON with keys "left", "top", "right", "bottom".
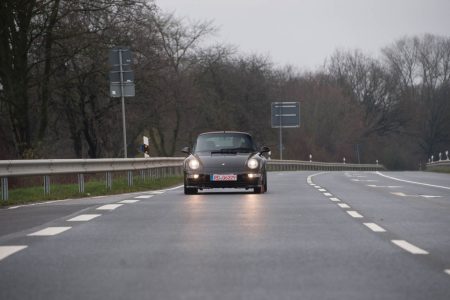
{"left": 106, "top": 172, "right": 112, "bottom": 190}
{"left": 140, "top": 170, "right": 145, "bottom": 181}
{"left": 44, "top": 176, "right": 50, "bottom": 195}
{"left": 127, "top": 171, "right": 133, "bottom": 187}
{"left": 1, "top": 177, "right": 8, "bottom": 201}
{"left": 78, "top": 174, "right": 85, "bottom": 193}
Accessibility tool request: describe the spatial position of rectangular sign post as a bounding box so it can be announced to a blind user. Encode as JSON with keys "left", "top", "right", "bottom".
{"left": 271, "top": 102, "right": 300, "bottom": 160}
{"left": 109, "top": 47, "right": 135, "bottom": 158}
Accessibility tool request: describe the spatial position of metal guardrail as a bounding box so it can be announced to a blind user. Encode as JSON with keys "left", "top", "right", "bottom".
{"left": 426, "top": 160, "right": 450, "bottom": 171}
{"left": 267, "top": 160, "right": 384, "bottom": 172}
{"left": 0, "top": 157, "right": 385, "bottom": 201}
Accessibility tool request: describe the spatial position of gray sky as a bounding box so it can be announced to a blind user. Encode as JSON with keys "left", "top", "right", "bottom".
{"left": 156, "top": 0, "right": 450, "bottom": 70}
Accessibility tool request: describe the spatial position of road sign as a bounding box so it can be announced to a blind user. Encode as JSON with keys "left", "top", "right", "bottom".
{"left": 271, "top": 102, "right": 300, "bottom": 128}
{"left": 110, "top": 82, "right": 135, "bottom": 97}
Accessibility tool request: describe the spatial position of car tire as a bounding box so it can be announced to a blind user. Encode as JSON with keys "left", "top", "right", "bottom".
{"left": 184, "top": 186, "right": 198, "bottom": 195}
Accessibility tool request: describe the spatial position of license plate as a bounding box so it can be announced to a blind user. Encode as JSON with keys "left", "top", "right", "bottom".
{"left": 210, "top": 174, "right": 237, "bottom": 181}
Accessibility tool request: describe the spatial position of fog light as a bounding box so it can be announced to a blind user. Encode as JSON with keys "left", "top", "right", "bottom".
{"left": 193, "top": 174, "right": 199, "bottom": 179}
{"left": 248, "top": 173, "right": 260, "bottom": 178}
{"left": 188, "top": 174, "right": 199, "bottom": 179}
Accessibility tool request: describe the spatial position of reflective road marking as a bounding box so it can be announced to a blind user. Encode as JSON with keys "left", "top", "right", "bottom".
{"left": 119, "top": 200, "right": 140, "bottom": 204}
{"left": 28, "top": 227, "right": 71, "bottom": 236}
{"left": 135, "top": 195, "right": 154, "bottom": 199}
{"left": 363, "top": 223, "right": 386, "bottom": 232}
{"left": 0, "top": 246, "right": 28, "bottom": 261}
{"left": 329, "top": 197, "right": 340, "bottom": 202}
{"left": 97, "top": 204, "right": 123, "bottom": 210}
{"left": 391, "top": 240, "right": 429, "bottom": 255}
{"left": 346, "top": 211, "right": 363, "bottom": 218}
{"left": 338, "top": 203, "right": 350, "bottom": 209}
{"left": 67, "top": 214, "right": 101, "bottom": 222}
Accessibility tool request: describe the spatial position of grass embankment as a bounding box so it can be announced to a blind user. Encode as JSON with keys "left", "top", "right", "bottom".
{"left": 427, "top": 167, "right": 450, "bottom": 174}
{"left": 1, "top": 176, "right": 183, "bottom": 207}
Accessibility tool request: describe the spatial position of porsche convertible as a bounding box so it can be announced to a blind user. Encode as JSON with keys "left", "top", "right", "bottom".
{"left": 182, "top": 131, "right": 270, "bottom": 194}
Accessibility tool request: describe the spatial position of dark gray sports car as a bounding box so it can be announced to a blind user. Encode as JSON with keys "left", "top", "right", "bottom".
{"left": 182, "top": 131, "right": 270, "bottom": 194}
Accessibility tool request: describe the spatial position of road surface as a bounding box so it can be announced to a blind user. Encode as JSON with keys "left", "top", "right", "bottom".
{"left": 0, "top": 171, "right": 449, "bottom": 299}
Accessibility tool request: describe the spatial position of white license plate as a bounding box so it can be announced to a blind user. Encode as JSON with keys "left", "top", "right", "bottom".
{"left": 211, "top": 174, "right": 237, "bottom": 181}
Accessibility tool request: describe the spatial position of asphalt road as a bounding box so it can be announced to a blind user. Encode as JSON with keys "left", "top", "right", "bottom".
{"left": 0, "top": 171, "right": 449, "bottom": 300}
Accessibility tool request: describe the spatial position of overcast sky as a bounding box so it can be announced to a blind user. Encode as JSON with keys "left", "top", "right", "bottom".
{"left": 156, "top": 0, "right": 450, "bottom": 70}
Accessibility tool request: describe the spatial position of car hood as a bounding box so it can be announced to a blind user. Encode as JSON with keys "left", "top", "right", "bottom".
{"left": 195, "top": 152, "right": 254, "bottom": 173}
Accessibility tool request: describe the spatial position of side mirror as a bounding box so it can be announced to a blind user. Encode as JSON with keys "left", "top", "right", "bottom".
{"left": 181, "top": 147, "right": 191, "bottom": 154}
{"left": 259, "top": 146, "right": 270, "bottom": 154}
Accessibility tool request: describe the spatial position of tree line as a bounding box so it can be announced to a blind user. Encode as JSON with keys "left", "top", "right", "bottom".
{"left": 1, "top": 0, "right": 449, "bottom": 169}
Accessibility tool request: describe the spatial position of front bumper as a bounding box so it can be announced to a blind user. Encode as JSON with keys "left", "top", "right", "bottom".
{"left": 184, "top": 173, "right": 262, "bottom": 189}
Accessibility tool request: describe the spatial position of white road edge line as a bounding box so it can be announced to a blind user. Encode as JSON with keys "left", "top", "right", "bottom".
{"left": 391, "top": 240, "right": 429, "bottom": 255}
{"left": 376, "top": 171, "right": 450, "bottom": 190}
{"left": 0, "top": 246, "right": 28, "bottom": 261}
{"left": 28, "top": 227, "right": 72, "bottom": 236}
{"left": 97, "top": 204, "right": 123, "bottom": 211}
{"left": 346, "top": 211, "right": 363, "bottom": 218}
{"left": 67, "top": 214, "right": 101, "bottom": 222}
{"left": 363, "top": 223, "right": 386, "bottom": 232}
{"left": 134, "top": 195, "right": 153, "bottom": 199}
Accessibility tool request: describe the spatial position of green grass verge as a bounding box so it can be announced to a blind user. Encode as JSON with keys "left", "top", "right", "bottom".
{"left": 426, "top": 167, "right": 450, "bottom": 174}
{"left": 1, "top": 176, "right": 183, "bottom": 207}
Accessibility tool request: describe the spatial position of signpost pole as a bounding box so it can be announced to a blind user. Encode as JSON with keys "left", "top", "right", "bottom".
{"left": 119, "top": 49, "right": 127, "bottom": 158}
{"left": 279, "top": 104, "right": 283, "bottom": 160}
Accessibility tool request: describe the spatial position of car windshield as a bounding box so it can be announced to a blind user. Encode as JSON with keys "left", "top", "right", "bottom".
{"left": 194, "top": 133, "right": 256, "bottom": 153}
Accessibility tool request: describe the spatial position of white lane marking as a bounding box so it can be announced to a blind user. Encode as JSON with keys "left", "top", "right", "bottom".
{"left": 318, "top": 189, "right": 327, "bottom": 192}
{"left": 391, "top": 192, "right": 407, "bottom": 197}
{"left": 134, "top": 195, "right": 154, "bottom": 199}
{"left": 0, "top": 246, "right": 28, "bottom": 261}
{"left": 28, "top": 227, "right": 71, "bottom": 236}
{"left": 67, "top": 214, "right": 101, "bottom": 222}
{"left": 367, "top": 185, "right": 402, "bottom": 188}
{"left": 338, "top": 203, "right": 350, "bottom": 208}
{"left": 330, "top": 197, "right": 340, "bottom": 202}
{"left": 445, "top": 269, "right": 450, "bottom": 276}
{"left": 97, "top": 204, "right": 123, "bottom": 210}
{"left": 93, "top": 196, "right": 106, "bottom": 199}
{"left": 376, "top": 171, "right": 450, "bottom": 190}
{"left": 346, "top": 211, "right": 363, "bottom": 218}
{"left": 363, "top": 223, "right": 386, "bottom": 232}
{"left": 323, "top": 193, "right": 332, "bottom": 197}
{"left": 391, "top": 192, "right": 442, "bottom": 198}
{"left": 119, "top": 200, "right": 140, "bottom": 204}
{"left": 391, "top": 240, "right": 429, "bottom": 255}
{"left": 314, "top": 186, "right": 322, "bottom": 189}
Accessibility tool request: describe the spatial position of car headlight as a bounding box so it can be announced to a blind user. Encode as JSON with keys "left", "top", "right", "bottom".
{"left": 247, "top": 158, "right": 259, "bottom": 169}
{"left": 188, "top": 158, "right": 200, "bottom": 170}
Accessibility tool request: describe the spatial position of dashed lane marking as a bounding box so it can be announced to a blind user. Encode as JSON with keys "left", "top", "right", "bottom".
{"left": 346, "top": 211, "right": 363, "bottom": 218}
{"left": 0, "top": 246, "right": 28, "bottom": 261}
{"left": 28, "top": 227, "right": 71, "bottom": 236}
{"left": 363, "top": 223, "right": 386, "bottom": 232}
{"left": 134, "top": 195, "right": 154, "bottom": 199}
{"left": 314, "top": 186, "right": 322, "bottom": 189}
{"left": 391, "top": 240, "right": 429, "bottom": 255}
{"left": 391, "top": 192, "right": 442, "bottom": 198}
{"left": 67, "top": 214, "right": 101, "bottom": 222}
{"left": 119, "top": 200, "right": 140, "bottom": 204}
{"left": 445, "top": 270, "right": 450, "bottom": 276}
{"left": 323, "top": 193, "right": 332, "bottom": 197}
{"left": 97, "top": 204, "right": 123, "bottom": 211}
{"left": 329, "top": 197, "right": 340, "bottom": 202}
{"left": 337, "top": 203, "right": 350, "bottom": 209}
{"left": 367, "top": 185, "right": 402, "bottom": 188}
{"left": 318, "top": 189, "right": 326, "bottom": 192}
